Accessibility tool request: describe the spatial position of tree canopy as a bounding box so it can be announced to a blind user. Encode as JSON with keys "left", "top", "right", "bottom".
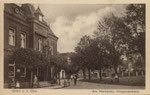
{"left": 12, "top": 48, "right": 48, "bottom": 67}
{"left": 73, "top": 4, "right": 145, "bottom": 81}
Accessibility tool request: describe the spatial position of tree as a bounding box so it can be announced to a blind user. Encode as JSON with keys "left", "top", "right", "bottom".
{"left": 87, "top": 38, "right": 104, "bottom": 81}
{"left": 13, "top": 48, "right": 47, "bottom": 67}
{"left": 43, "top": 41, "right": 54, "bottom": 81}
{"left": 94, "top": 14, "right": 130, "bottom": 82}
{"left": 12, "top": 48, "right": 48, "bottom": 87}
{"left": 73, "top": 4, "right": 145, "bottom": 82}
{"left": 75, "top": 35, "right": 93, "bottom": 80}
{"left": 125, "top": 4, "right": 145, "bottom": 61}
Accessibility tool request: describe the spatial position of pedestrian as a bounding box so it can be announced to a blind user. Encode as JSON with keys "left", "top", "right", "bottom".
{"left": 71, "top": 75, "right": 73, "bottom": 81}
{"left": 73, "top": 74, "right": 78, "bottom": 85}
{"left": 33, "top": 75, "right": 39, "bottom": 88}
{"left": 15, "top": 69, "right": 21, "bottom": 88}
{"left": 16, "top": 81, "right": 20, "bottom": 88}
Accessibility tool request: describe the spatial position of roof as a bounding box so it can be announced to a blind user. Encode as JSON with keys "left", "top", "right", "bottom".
{"left": 34, "top": 6, "right": 44, "bottom": 16}
{"left": 48, "top": 27, "right": 55, "bottom": 36}
{"left": 5, "top": 3, "right": 58, "bottom": 39}
{"left": 21, "top": 3, "right": 35, "bottom": 18}
{"left": 4, "top": 4, "right": 27, "bottom": 21}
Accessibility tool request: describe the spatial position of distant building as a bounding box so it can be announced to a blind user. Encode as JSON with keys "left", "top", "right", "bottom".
{"left": 59, "top": 53, "right": 74, "bottom": 65}
{"left": 4, "top": 3, "right": 58, "bottom": 87}
{"left": 58, "top": 52, "right": 74, "bottom": 79}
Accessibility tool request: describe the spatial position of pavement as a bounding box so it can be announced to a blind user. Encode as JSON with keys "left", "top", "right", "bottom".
{"left": 38, "top": 84, "right": 64, "bottom": 89}
{"left": 40, "top": 79, "right": 145, "bottom": 89}
{"left": 38, "top": 79, "right": 68, "bottom": 89}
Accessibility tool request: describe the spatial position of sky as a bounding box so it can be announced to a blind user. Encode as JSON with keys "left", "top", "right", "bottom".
{"left": 34, "top": 4, "right": 127, "bottom": 53}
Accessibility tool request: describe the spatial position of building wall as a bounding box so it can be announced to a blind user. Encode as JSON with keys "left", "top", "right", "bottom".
{"left": 4, "top": 3, "right": 58, "bottom": 86}
{"left": 4, "top": 6, "right": 31, "bottom": 83}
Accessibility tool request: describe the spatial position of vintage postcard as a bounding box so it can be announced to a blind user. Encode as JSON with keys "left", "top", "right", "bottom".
{"left": 0, "top": 0, "right": 150, "bottom": 95}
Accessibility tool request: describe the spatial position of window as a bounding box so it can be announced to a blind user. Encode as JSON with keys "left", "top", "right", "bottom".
{"left": 20, "top": 67, "right": 26, "bottom": 77}
{"left": 38, "top": 38, "right": 42, "bottom": 51}
{"left": 9, "top": 28, "right": 15, "bottom": 46}
{"left": 39, "top": 15, "right": 42, "bottom": 21}
{"left": 8, "top": 61, "right": 15, "bottom": 77}
{"left": 50, "top": 45, "right": 53, "bottom": 55}
{"left": 21, "top": 33, "right": 26, "bottom": 48}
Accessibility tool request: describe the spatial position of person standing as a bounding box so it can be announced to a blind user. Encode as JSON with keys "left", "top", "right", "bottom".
{"left": 33, "top": 75, "right": 39, "bottom": 88}
{"left": 70, "top": 75, "right": 73, "bottom": 81}
{"left": 73, "top": 74, "right": 78, "bottom": 85}
{"left": 15, "top": 69, "right": 21, "bottom": 88}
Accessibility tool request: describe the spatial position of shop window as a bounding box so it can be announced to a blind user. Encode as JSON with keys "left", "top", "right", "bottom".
{"left": 8, "top": 61, "right": 15, "bottom": 77}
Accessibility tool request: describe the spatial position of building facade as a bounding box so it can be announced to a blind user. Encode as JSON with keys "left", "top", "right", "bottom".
{"left": 4, "top": 3, "right": 58, "bottom": 87}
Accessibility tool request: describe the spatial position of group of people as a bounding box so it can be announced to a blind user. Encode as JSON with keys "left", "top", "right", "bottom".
{"left": 69, "top": 74, "right": 79, "bottom": 85}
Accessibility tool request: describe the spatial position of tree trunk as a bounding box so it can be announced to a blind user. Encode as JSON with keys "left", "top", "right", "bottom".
{"left": 82, "top": 68, "right": 86, "bottom": 79}
{"left": 114, "top": 64, "right": 119, "bottom": 82}
{"left": 44, "top": 66, "right": 46, "bottom": 81}
{"left": 88, "top": 68, "right": 91, "bottom": 80}
{"left": 99, "top": 66, "right": 102, "bottom": 81}
{"left": 51, "top": 66, "right": 55, "bottom": 80}
{"left": 58, "top": 72, "right": 60, "bottom": 85}
{"left": 49, "top": 66, "right": 52, "bottom": 80}
{"left": 46, "top": 66, "right": 48, "bottom": 81}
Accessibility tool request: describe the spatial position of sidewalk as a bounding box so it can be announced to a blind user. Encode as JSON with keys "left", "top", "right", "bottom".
{"left": 38, "top": 84, "right": 64, "bottom": 89}
{"left": 38, "top": 79, "right": 70, "bottom": 89}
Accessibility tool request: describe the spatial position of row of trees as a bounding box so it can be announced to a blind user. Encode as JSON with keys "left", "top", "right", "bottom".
{"left": 73, "top": 4, "right": 145, "bottom": 81}
{"left": 12, "top": 48, "right": 79, "bottom": 86}
{"left": 11, "top": 45, "right": 62, "bottom": 87}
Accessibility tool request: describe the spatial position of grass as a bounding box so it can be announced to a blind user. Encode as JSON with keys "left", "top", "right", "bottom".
{"left": 79, "top": 76, "right": 145, "bottom": 86}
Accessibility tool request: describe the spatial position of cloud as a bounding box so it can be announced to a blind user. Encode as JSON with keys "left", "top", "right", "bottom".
{"left": 51, "top": 6, "right": 124, "bottom": 53}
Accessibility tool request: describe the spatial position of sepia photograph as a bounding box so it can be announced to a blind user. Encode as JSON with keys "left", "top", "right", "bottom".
{"left": 2, "top": 2, "right": 147, "bottom": 91}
